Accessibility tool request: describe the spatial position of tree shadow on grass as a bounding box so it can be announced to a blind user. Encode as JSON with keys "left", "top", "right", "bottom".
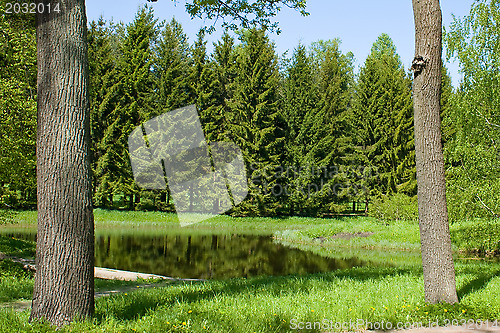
{"left": 95, "top": 266, "right": 420, "bottom": 322}
{"left": 457, "top": 270, "right": 500, "bottom": 301}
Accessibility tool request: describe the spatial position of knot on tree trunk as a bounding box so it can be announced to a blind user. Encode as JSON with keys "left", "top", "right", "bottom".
{"left": 411, "top": 56, "right": 427, "bottom": 77}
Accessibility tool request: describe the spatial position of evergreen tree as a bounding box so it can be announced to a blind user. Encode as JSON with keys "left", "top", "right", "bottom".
{"left": 298, "top": 39, "right": 354, "bottom": 215}
{"left": 147, "top": 18, "right": 192, "bottom": 210}
{"left": 228, "top": 28, "right": 285, "bottom": 216}
{"left": 88, "top": 18, "right": 121, "bottom": 206}
{"left": 352, "top": 34, "right": 414, "bottom": 208}
{"left": 155, "top": 18, "right": 193, "bottom": 115}
{"left": 0, "top": 3, "right": 37, "bottom": 207}
{"left": 191, "top": 30, "right": 226, "bottom": 143}
{"left": 94, "top": 6, "right": 158, "bottom": 208}
{"left": 207, "top": 32, "right": 238, "bottom": 143}
{"left": 281, "top": 44, "right": 318, "bottom": 214}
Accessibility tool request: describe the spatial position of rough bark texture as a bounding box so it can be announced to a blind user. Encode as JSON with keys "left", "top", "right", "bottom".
{"left": 30, "top": 0, "right": 95, "bottom": 326}
{"left": 412, "top": 0, "right": 458, "bottom": 304}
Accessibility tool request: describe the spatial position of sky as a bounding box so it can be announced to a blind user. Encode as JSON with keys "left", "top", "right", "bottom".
{"left": 85, "top": 0, "right": 475, "bottom": 87}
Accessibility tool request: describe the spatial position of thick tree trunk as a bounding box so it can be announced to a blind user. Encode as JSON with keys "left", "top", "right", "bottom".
{"left": 31, "top": 0, "right": 95, "bottom": 326}
{"left": 412, "top": 0, "right": 458, "bottom": 304}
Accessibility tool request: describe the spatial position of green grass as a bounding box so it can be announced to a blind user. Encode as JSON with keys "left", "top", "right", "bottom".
{"left": 4, "top": 209, "right": 499, "bottom": 254}
{"left": 2, "top": 209, "right": 319, "bottom": 236}
{"left": 1, "top": 211, "right": 500, "bottom": 331}
{"left": 450, "top": 218, "right": 500, "bottom": 254}
{"left": 1, "top": 263, "right": 500, "bottom": 332}
{"left": 0, "top": 260, "right": 34, "bottom": 302}
{"left": 275, "top": 217, "right": 422, "bottom": 252}
{"left": 0, "top": 236, "right": 35, "bottom": 258}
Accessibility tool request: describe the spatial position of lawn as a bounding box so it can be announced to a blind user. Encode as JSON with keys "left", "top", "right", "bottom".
{"left": 0, "top": 210, "right": 499, "bottom": 332}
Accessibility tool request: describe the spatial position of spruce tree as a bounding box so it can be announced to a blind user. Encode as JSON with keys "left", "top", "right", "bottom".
{"left": 281, "top": 44, "right": 318, "bottom": 215}
{"left": 88, "top": 18, "right": 121, "bottom": 206}
{"left": 287, "top": 40, "right": 354, "bottom": 216}
{"left": 155, "top": 18, "right": 193, "bottom": 115}
{"left": 352, "top": 34, "right": 414, "bottom": 207}
{"left": 191, "top": 30, "right": 225, "bottom": 143}
{"left": 208, "top": 32, "right": 238, "bottom": 143}
{"left": 0, "top": 4, "right": 37, "bottom": 207}
{"left": 228, "top": 28, "right": 285, "bottom": 216}
{"left": 94, "top": 6, "right": 158, "bottom": 209}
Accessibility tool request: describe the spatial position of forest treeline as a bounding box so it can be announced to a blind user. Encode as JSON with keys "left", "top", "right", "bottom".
{"left": 1, "top": 2, "right": 499, "bottom": 221}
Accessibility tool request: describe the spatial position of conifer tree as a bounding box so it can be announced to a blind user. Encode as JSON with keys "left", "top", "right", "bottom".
{"left": 208, "top": 32, "right": 238, "bottom": 143}
{"left": 94, "top": 6, "right": 158, "bottom": 208}
{"left": 228, "top": 28, "right": 285, "bottom": 216}
{"left": 155, "top": 18, "right": 193, "bottom": 115}
{"left": 191, "top": 30, "right": 225, "bottom": 143}
{"left": 352, "top": 34, "right": 414, "bottom": 207}
{"left": 88, "top": 18, "right": 121, "bottom": 206}
{"left": 300, "top": 40, "right": 354, "bottom": 214}
{"left": 0, "top": 4, "right": 37, "bottom": 207}
{"left": 281, "top": 44, "right": 318, "bottom": 214}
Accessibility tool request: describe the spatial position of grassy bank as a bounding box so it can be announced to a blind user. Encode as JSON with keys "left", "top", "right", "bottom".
{"left": 0, "top": 262, "right": 499, "bottom": 332}
{"left": 1, "top": 210, "right": 499, "bottom": 332}
{"left": 2, "top": 210, "right": 499, "bottom": 254}
{"left": 1, "top": 209, "right": 319, "bottom": 235}
{"left": 274, "top": 216, "right": 500, "bottom": 255}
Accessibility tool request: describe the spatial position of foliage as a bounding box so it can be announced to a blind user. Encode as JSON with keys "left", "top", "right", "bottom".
{"left": 450, "top": 219, "right": 500, "bottom": 255}
{"left": 444, "top": 0, "right": 500, "bottom": 222}
{"left": 154, "top": 18, "right": 193, "bottom": 113}
{"left": 281, "top": 40, "right": 355, "bottom": 216}
{"left": 183, "top": 0, "right": 309, "bottom": 33}
{"left": 88, "top": 18, "right": 122, "bottom": 207}
{"left": 227, "top": 28, "right": 285, "bottom": 216}
{"left": 0, "top": 0, "right": 37, "bottom": 209}
{"left": 4, "top": 1, "right": 500, "bottom": 223}
{"left": 351, "top": 34, "right": 415, "bottom": 205}
{"left": 369, "top": 193, "right": 419, "bottom": 223}
{"left": 92, "top": 7, "right": 159, "bottom": 209}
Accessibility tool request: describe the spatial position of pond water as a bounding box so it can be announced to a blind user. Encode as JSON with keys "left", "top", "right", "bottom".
{"left": 2, "top": 231, "right": 380, "bottom": 279}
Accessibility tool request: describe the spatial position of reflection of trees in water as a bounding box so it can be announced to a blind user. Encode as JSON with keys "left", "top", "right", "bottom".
{"left": 94, "top": 234, "right": 370, "bottom": 279}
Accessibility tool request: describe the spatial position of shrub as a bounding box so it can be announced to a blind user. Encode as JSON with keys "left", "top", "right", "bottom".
{"left": 369, "top": 193, "right": 418, "bottom": 222}
{"left": 450, "top": 218, "right": 500, "bottom": 254}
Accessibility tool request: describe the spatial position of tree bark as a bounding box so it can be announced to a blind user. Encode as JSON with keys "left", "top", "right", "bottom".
{"left": 30, "top": 0, "right": 95, "bottom": 326}
{"left": 411, "top": 0, "right": 458, "bottom": 304}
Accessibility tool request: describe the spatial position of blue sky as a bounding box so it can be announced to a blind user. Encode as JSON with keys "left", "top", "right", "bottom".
{"left": 85, "top": 0, "right": 475, "bottom": 87}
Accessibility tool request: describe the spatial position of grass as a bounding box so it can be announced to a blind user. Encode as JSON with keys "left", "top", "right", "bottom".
{"left": 4, "top": 209, "right": 499, "bottom": 254}
{"left": 1, "top": 209, "right": 319, "bottom": 236}
{"left": 274, "top": 216, "right": 500, "bottom": 256}
{"left": 1, "top": 210, "right": 500, "bottom": 331}
{"left": 275, "top": 217, "right": 422, "bottom": 252}
{"left": 0, "top": 263, "right": 499, "bottom": 332}
{"left": 0, "top": 260, "right": 34, "bottom": 303}
{"left": 450, "top": 218, "right": 500, "bottom": 254}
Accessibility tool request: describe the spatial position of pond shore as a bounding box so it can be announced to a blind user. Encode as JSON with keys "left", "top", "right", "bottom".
{"left": 1, "top": 210, "right": 499, "bottom": 332}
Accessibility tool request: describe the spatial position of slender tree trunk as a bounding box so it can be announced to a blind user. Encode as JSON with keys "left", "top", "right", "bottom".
{"left": 31, "top": 0, "right": 95, "bottom": 326}
{"left": 411, "top": 0, "right": 458, "bottom": 304}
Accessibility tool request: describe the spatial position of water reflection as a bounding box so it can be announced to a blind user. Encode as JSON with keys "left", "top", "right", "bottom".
{"left": 2, "top": 231, "right": 377, "bottom": 279}
{"left": 94, "top": 234, "right": 374, "bottom": 279}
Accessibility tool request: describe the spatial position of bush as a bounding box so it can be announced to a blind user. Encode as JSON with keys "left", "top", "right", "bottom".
{"left": 450, "top": 218, "right": 500, "bottom": 254}
{"left": 135, "top": 198, "right": 156, "bottom": 211}
{"left": 369, "top": 193, "right": 418, "bottom": 222}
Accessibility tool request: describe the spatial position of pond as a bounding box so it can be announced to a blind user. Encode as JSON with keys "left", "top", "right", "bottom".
{"left": 1, "top": 230, "right": 383, "bottom": 279}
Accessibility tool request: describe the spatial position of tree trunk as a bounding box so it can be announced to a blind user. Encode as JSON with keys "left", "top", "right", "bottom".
{"left": 411, "top": 0, "right": 458, "bottom": 304}
{"left": 31, "top": 0, "right": 95, "bottom": 326}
